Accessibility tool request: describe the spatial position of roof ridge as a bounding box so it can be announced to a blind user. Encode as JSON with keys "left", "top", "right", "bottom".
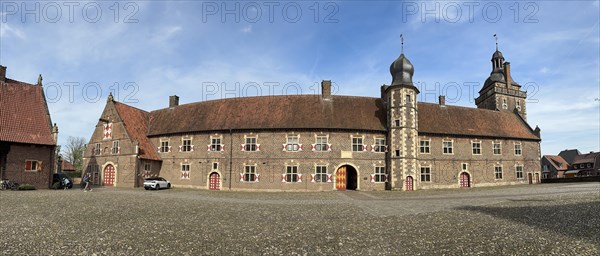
{"left": 114, "top": 101, "right": 149, "bottom": 114}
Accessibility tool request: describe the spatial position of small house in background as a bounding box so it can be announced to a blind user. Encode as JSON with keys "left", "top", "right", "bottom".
{"left": 0, "top": 65, "right": 58, "bottom": 188}
{"left": 541, "top": 155, "right": 569, "bottom": 178}
{"left": 61, "top": 161, "right": 76, "bottom": 172}
{"left": 564, "top": 151, "right": 600, "bottom": 178}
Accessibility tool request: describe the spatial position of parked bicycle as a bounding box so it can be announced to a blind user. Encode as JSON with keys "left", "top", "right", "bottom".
{"left": 0, "top": 180, "right": 19, "bottom": 190}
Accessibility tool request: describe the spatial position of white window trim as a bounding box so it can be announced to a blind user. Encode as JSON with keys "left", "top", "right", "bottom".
{"left": 471, "top": 141, "right": 482, "bottom": 155}
{"left": 420, "top": 165, "right": 432, "bottom": 182}
{"left": 493, "top": 142, "right": 502, "bottom": 155}
{"left": 180, "top": 163, "right": 191, "bottom": 180}
{"left": 514, "top": 142, "right": 522, "bottom": 156}
{"left": 420, "top": 139, "right": 431, "bottom": 154}
{"left": 442, "top": 140, "right": 454, "bottom": 155}
{"left": 282, "top": 165, "right": 301, "bottom": 183}
{"left": 515, "top": 164, "right": 524, "bottom": 179}
{"left": 158, "top": 139, "right": 171, "bottom": 153}
{"left": 312, "top": 134, "right": 331, "bottom": 152}
{"left": 312, "top": 165, "right": 330, "bottom": 183}
{"left": 283, "top": 134, "right": 302, "bottom": 152}
{"left": 494, "top": 165, "right": 503, "bottom": 180}
{"left": 351, "top": 135, "right": 366, "bottom": 152}
{"left": 372, "top": 137, "right": 387, "bottom": 153}
{"left": 242, "top": 135, "right": 260, "bottom": 152}
{"left": 241, "top": 164, "right": 259, "bottom": 182}
{"left": 180, "top": 137, "right": 194, "bottom": 152}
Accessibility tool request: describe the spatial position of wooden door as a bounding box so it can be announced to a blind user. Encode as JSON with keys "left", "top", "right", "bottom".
{"left": 459, "top": 172, "right": 470, "bottom": 188}
{"left": 535, "top": 173, "right": 539, "bottom": 184}
{"left": 336, "top": 166, "right": 346, "bottom": 191}
{"left": 405, "top": 176, "right": 413, "bottom": 191}
{"left": 528, "top": 173, "right": 533, "bottom": 184}
{"left": 103, "top": 165, "right": 115, "bottom": 186}
{"left": 209, "top": 173, "right": 220, "bottom": 190}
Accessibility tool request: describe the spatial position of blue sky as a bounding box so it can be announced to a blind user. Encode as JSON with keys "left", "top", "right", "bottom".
{"left": 1, "top": 0, "right": 599, "bottom": 156}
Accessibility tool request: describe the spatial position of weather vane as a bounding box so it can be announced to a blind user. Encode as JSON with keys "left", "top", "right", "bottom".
{"left": 493, "top": 34, "right": 498, "bottom": 51}
{"left": 400, "top": 34, "right": 404, "bottom": 54}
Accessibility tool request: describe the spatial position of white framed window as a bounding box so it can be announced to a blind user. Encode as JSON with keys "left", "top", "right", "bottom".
{"left": 406, "top": 94, "right": 411, "bottom": 103}
{"left": 472, "top": 141, "right": 481, "bottom": 155}
{"left": 159, "top": 141, "right": 171, "bottom": 153}
{"left": 516, "top": 165, "right": 523, "bottom": 179}
{"left": 210, "top": 138, "right": 222, "bottom": 151}
{"left": 315, "top": 165, "right": 327, "bottom": 183}
{"left": 462, "top": 163, "right": 468, "bottom": 171}
{"left": 244, "top": 137, "right": 259, "bottom": 151}
{"left": 94, "top": 143, "right": 101, "bottom": 156}
{"left": 285, "top": 165, "right": 299, "bottom": 183}
{"left": 502, "top": 98, "right": 508, "bottom": 109}
{"left": 443, "top": 140, "right": 453, "bottom": 154}
{"left": 181, "top": 163, "right": 190, "bottom": 180}
{"left": 181, "top": 138, "right": 193, "bottom": 152}
{"left": 212, "top": 162, "right": 219, "bottom": 171}
{"left": 514, "top": 143, "right": 522, "bottom": 156}
{"left": 420, "top": 140, "right": 430, "bottom": 154}
{"left": 24, "top": 160, "right": 41, "bottom": 172}
{"left": 543, "top": 165, "right": 549, "bottom": 172}
{"left": 495, "top": 166, "right": 503, "bottom": 180}
{"left": 493, "top": 142, "right": 502, "bottom": 155}
{"left": 373, "top": 138, "right": 387, "bottom": 153}
{"left": 243, "top": 165, "right": 257, "bottom": 182}
{"left": 314, "top": 135, "right": 329, "bottom": 151}
{"left": 111, "top": 140, "right": 120, "bottom": 155}
{"left": 420, "top": 166, "right": 431, "bottom": 182}
{"left": 143, "top": 163, "right": 151, "bottom": 178}
{"left": 373, "top": 166, "right": 387, "bottom": 183}
{"left": 352, "top": 137, "right": 364, "bottom": 152}
{"left": 285, "top": 135, "right": 301, "bottom": 152}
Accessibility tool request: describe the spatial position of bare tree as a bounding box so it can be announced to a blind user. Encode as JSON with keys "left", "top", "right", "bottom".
{"left": 61, "top": 136, "right": 87, "bottom": 172}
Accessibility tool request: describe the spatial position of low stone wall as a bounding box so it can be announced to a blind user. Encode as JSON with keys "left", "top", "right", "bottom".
{"left": 541, "top": 176, "right": 600, "bottom": 183}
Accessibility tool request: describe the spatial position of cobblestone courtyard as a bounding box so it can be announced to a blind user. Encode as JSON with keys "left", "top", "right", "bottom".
{"left": 1, "top": 183, "right": 599, "bottom": 255}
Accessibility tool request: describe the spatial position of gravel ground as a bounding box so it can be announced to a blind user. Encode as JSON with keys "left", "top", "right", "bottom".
{"left": 0, "top": 183, "right": 598, "bottom": 255}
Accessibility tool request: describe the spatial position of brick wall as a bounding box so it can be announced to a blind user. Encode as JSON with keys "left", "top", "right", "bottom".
{"left": 4, "top": 143, "right": 54, "bottom": 188}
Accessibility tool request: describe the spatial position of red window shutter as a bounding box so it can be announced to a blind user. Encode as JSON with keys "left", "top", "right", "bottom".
{"left": 221, "top": 145, "right": 225, "bottom": 152}
{"left": 371, "top": 145, "right": 376, "bottom": 152}
{"left": 168, "top": 146, "right": 172, "bottom": 152}
{"left": 178, "top": 146, "right": 182, "bottom": 152}
{"left": 282, "top": 144, "right": 286, "bottom": 151}
{"left": 240, "top": 144, "right": 245, "bottom": 151}
{"left": 157, "top": 147, "right": 161, "bottom": 153}
{"left": 118, "top": 147, "right": 121, "bottom": 154}
{"left": 299, "top": 144, "right": 304, "bottom": 151}
{"left": 207, "top": 145, "right": 211, "bottom": 151}
{"left": 256, "top": 144, "right": 261, "bottom": 151}
{"left": 297, "top": 174, "right": 303, "bottom": 182}
{"left": 370, "top": 174, "right": 375, "bottom": 182}
{"left": 363, "top": 145, "right": 368, "bottom": 152}
{"left": 310, "top": 174, "right": 315, "bottom": 182}
{"left": 255, "top": 174, "right": 260, "bottom": 182}
{"left": 37, "top": 161, "right": 42, "bottom": 171}
{"left": 327, "top": 144, "right": 332, "bottom": 151}
{"left": 239, "top": 173, "right": 245, "bottom": 182}
{"left": 327, "top": 174, "right": 333, "bottom": 183}
{"left": 384, "top": 174, "right": 389, "bottom": 182}
{"left": 191, "top": 145, "right": 195, "bottom": 152}
{"left": 25, "top": 160, "right": 31, "bottom": 171}
{"left": 311, "top": 144, "right": 316, "bottom": 151}
{"left": 281, "top": 174, "right": 287, "bottom": 183}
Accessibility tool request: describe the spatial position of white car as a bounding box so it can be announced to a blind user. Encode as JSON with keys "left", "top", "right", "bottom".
{"left": 143, "top": 177, "right": 171, "bottom": 190}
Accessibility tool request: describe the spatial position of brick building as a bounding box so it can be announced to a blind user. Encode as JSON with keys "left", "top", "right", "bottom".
{"left": 0, "top": 65, "right": 58, "bottom": 188}
{"left": 82, "top": 47, "right": 542, "bottom": 191}
{"left": 541, "top": 155, "right": 569, "bottom": 178}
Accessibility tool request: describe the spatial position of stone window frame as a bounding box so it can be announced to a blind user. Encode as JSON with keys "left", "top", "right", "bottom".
{"left": 373, "top": 137, "right": 387, "bottom": 153}
{"left": 24, "top": 160, "right": 41, "bottom": 172}
{"left": 351, "top": 135, "right": 366, "bottom": 152}
{"left": 394, "top": 119, "right": 401, "bottom": 127}
{"left": 284, "top": 165, "right": 300, "bottom": 183}
{"left": 313, "top": 134, "right": 330, "bottom": 152}
{"left": 493, "top": 142, "right": 502, "bottom": 155}
{"left": 212, "top": 162, "right": 219, "bottom": 171}
{"left": 94, "top": 143, "right": 101, "bottom": 156}
{"left": 471, "top": 141, "right": 482, "bottom": 155}
{"left": 420, "top": 165, "right": 431, "bottom": 182}
{"left": 514, "top": 142, "right": 522, "bottom": 156}
{"left": 516, "top": 100, "right": 521, "bottom": 111}
{"left": 502, "top": 98, "right": 508, "bottom": 109}
{"left": 284, "top": 134, "right": 302, "bottom": 152}
{"left": 442, "top": 139, "right": 454, "bottom": 155}
{"left": 462, "top": 163, "right": 468, "bottom": 171}
{"left": 373, "top": 166, "right": 387, "bottom": 183}
{"left": 242, "top": 164, "right": 258, "bottom": 182}
{"left": 395, "top": 149, "right": 401, "bottom": 157}
{"left": 159, "top": 139, "right": 171, "bottom": 153}
{"left": 181, "top": 137, "right": 194, "bottom": 152}
{"left": 243, "top": 136, "right": 259, "bottom": 152}
{"left": 515, "top": 164, "right": 524, "bottom": 179}
{"left": 180, "top": 162, "right": 191, "bottom": 180}
{"left": 420, "top": 139, "right": 431, "bottom": 154}
{"left": 111, "top": 140, "right": 120, "bottom": 155}
{"left": 314, "top": 165, "right": 328, "bottom": 183}
{"left": 494, "top": 165, "right": 503, "bottom": 180}
{"left": 209, "top": 136, "right": 224, "bottom": 152}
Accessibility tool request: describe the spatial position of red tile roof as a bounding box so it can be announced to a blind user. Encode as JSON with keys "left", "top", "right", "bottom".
{"left": 0, "top": 79, "right": 55, "bottom": 145}
{"left": 146, "top": 95, "right": 539, "bottom": 141}
{"left": 543, "top": 155, "right": 568, "bottom": 171}
{"left": 148, "top": 95, "right": 387, "bottom": 136}
{"left": 113, "top": 102, "right": 161, "bottom": 161}
{"left": 418, "top": 102, "right": 540, "bottom": 140}
{"left": 61, "top": 160, "right": 75, "bottom": 171}
{"left": 572, "top": 152, "right": 599, "bottom": 165}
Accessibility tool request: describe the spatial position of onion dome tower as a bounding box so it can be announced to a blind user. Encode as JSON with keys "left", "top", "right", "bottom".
{"left": 382, "top": 35, "right": 420, "bottom": 191}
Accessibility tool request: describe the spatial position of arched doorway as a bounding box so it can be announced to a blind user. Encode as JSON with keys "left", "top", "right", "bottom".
{"left": 335, "top": 165, "right": 358, "bottom": 191}
{"left": 459, "top": 172, "right": 470, "bottom": 188}
{"left": 405, "top": 176, "right": 413, "bottom": 191}
{"left": 209, "top": 172, "right": 220, "bottom": 190}
{"left": 103, "top": 164, "right": 115, "bottom": 186}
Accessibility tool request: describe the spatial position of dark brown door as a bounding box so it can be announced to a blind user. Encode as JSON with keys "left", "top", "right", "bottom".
{"left": 405, "top": 176, "right": 413, "bottom": 191}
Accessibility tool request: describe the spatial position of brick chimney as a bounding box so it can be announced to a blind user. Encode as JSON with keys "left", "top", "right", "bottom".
{"left": 439, "top": 95, "right": 445, "bottom": 105}
{"left": 503, "top": 62, "right": 512, "bottom": 86}
{"left": 0, "top": 65, "right": 6, "bottom": 82}
{"left": 169, "top": 95, "right": 179, "bottom": 108}
{"left": 321, "top": 80, "right": 332, "bottom": 100}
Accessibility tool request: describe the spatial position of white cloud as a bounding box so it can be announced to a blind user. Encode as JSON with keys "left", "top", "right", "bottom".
{"left": 0, "top": 23, "right": 25, "bottom": 39}
{"left": 241, "top": 25, "right": 252, "bottom": 33}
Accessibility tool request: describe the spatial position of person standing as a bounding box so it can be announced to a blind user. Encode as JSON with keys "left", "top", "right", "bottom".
{"left": 83, "top": 173, "right": 92, "bottom": 192}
